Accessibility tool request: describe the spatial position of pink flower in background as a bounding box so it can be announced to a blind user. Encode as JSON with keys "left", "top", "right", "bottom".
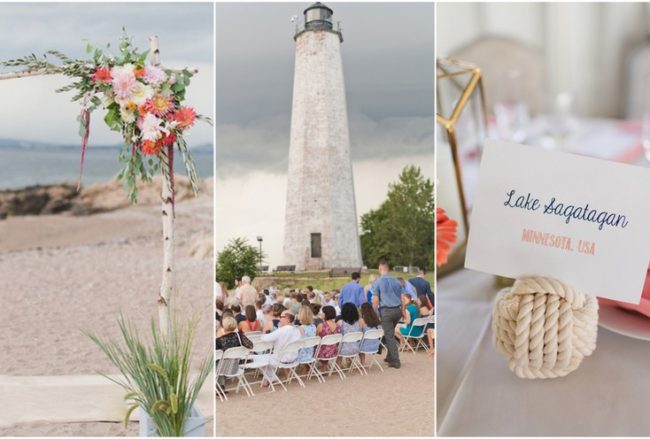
{"left": 143, "top": 66, "right": 167, "bottom": 86}
{"left": 437, "top": 208, "right": 458, "bottom": 266}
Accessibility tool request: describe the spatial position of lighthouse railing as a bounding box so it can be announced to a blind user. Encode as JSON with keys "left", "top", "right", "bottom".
{"left": 294, "top": 19, "right": 342, "bottom": 36}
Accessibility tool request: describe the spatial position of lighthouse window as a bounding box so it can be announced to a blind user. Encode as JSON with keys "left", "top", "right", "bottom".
{"left": 306, "top": 9, "right": 321, "bottom": 22}
{"left": 311, "top": 233, "right": 322, "bottom": 258}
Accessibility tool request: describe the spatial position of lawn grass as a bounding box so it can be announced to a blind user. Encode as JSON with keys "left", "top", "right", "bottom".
{"left": 253, "top": 269, "right": 434, "bottom": 291}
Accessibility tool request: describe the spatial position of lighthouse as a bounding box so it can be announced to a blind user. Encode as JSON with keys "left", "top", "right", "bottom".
{"left": 282, "top": 2, "right": 363, "bottom": 271}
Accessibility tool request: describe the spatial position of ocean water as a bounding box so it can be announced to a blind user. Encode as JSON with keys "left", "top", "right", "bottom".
{"left": 0, "top": 144, "right": 213, "bottom": 190}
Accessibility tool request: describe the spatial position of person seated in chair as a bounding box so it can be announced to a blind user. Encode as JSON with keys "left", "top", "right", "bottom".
{"left": 417, "top": 294, "right": 435, "bottom": 356}
{"left": 339, "top": 302, "right": 362, "bottom": 357}
{"left": 216, "top": 316, "right": 253, "bottom": 390}
{"left": 260, "top": 310, "right": 301, "bottom": 386}
{"left": 359, "top": 302, "right": 381, "bottom": 364}
{"left": 316, "top": 305, "right": 341, "bottom": 369}
{"left": 238, "top": 304, "right": 262, "bottom": 333}
{"left": 395, "top": 294, "right": 422, "bottom": 348}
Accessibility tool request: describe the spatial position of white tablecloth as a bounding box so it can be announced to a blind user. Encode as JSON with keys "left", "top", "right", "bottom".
{"left": 437, "top": 269, "right": 650, "bottom": 436}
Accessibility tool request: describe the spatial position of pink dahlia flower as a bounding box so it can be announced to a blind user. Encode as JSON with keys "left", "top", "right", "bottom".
{"left": 143, "top": 66, "right": 167, "bottom": 86}
{"left": 111, "top": 68, "right": 137, "bottom": 100}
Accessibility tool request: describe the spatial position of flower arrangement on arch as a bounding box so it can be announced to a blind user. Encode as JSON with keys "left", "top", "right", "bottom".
{"left": 1, "top": 30, "right": 211, "bottom": 204}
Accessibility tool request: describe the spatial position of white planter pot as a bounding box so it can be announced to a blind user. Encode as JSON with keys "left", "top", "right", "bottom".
{"left": 139, "top": 405, "right": 205, "bottom": 437}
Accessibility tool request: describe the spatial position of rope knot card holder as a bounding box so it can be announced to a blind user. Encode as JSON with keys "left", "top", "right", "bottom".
{"left": 492, "top": 277, "right": 599, "bottom": 379}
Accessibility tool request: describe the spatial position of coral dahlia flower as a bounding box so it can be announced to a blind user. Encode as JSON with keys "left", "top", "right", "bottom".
{"left": 92, "top": 67, "right": 111, "bottom": 84}
{"left": 436, "top": 208, "right": 458, "bottom": 266}
{"left": 140, "top": 139, "right": 162, "bottom": 155}
{"left": 143, "top": 93, "right": 175, "bottom": 117}
{"left": 133, "top": 66, "right": 145, "bottom": 78}
{"left": 169, "top": 107, "right": 196, "bottom": 129}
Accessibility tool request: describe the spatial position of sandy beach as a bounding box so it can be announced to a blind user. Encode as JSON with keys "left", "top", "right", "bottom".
{"left": 215, "top": 350, "right": 434, "bottom": 436}
{"left": 0, "top": 178, "right": 214, "bottom": 436}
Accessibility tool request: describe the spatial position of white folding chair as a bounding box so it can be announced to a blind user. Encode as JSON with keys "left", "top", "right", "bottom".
{"left": 359, "top": 328, "right": 384, "bottom": 373}
{"left": 337, "top": 332, "right": 365, "bottom": 377}
{"left": 268, "top": 338, "right": 305, "bottom": 391}
{"left": 251, "top": 339, "right": 274, "bottom": 354}
{"left": 311, "top": 333, "right": 344, "bottom": 381}
{"left": 215, "top": 349, "right": 226, "bottom": 402}
{"left": 243, "top": 340, "right": 274, "bottom": 391}
{"left": 400, "top": 317, "right": 430, "bottom": 354}
{"left": 296, "top": 336, "right": 323, "bottom": 383}
{"left": 245, "top": 331, "right": 263, "bottom": 343}
{"left": 219, "top": 346, "right": 253, "bottom": 397}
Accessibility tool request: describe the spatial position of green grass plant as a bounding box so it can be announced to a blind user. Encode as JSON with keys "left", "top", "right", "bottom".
{"left": 86, "top": 315, "right": 212, "bottom": 436}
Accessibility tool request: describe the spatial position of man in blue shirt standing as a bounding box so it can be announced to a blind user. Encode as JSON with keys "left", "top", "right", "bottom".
{"left": 372, "top": 260, "right": 403, "bottom": 369}
{"left": 410, "top": 269, "right": 434, "bottom": 308}
{"left": 338, "top": 272, "right": 365, "bottom": 308}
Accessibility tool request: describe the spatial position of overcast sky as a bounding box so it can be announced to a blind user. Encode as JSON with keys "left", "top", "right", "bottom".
{"left": 0, "top": 2, "right": 213, "bottom": 145}
{"left": 215, "top": 2, "right": 435, "bottom": 267}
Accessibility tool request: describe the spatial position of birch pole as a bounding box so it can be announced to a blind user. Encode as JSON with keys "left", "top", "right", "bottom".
{"left": 150, "top": 35, "right": 174, "bottom": 338}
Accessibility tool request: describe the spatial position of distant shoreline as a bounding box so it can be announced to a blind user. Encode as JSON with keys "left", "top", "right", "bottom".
{"left": 0, "top": 175, "right": 213, "bottom": 219}
{"left": 0, "top": 137, "right": 214, "bottom": 152}
{"left": 0, "top": 147, "right": 214, "bottom": 191}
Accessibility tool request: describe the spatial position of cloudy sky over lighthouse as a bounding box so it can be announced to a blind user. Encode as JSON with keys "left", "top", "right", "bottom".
{"left": 215, "top": 2, "right": 435, "bottom": 267}
{"left": 215, "top": 2, "right": 434, "bottom": 174}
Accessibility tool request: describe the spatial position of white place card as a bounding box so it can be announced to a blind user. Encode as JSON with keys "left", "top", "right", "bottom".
{"left": 465, "top": 140, "right": 650, "bottom": 304}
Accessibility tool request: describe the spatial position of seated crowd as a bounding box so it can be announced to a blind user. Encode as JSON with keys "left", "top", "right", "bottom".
{"left": 215, "top": 271, "right": 435, "bottom": 390}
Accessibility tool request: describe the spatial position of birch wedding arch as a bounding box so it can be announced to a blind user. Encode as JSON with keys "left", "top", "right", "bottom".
{"left": 0, "top": 32, "right": 211, "bottom": 336}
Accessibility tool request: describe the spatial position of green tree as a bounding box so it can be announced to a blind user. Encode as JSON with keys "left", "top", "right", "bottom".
{"left": 215, "top": 238, "right": 264, "bottom": 289}
{"left": 360, "top": 165, "right": 435, "bottom": 270}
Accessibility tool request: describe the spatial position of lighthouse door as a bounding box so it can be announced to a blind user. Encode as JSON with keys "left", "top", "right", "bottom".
{"left": 310, "top": 233, "right": 322, "bottom": 258}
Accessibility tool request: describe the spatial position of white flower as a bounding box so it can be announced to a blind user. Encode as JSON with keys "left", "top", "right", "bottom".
{"left": 111, "top": 63, "right": 135, "bottom": 78}
{"left": 120, "top": 108, "right": 136, "bottom": 124}
{"left": 138, "top": 113, "right": 163, "bottom": 141}
{"left": 130, "top": 83, "right": 154, "bottom": 105}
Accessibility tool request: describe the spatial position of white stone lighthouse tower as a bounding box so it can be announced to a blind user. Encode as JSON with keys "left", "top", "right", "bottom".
{"left": 282, "top": 2, "right": 362, "bottom": 271}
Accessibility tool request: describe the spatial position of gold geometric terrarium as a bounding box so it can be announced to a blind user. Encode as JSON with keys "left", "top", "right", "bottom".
{"left": 436, "top": 57, "right": 488, "bottom": 275}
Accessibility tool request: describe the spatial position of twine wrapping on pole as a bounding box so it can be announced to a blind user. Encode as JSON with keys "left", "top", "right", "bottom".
{"left": 492, "top": 277, "right": 599, "bottom": 379}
